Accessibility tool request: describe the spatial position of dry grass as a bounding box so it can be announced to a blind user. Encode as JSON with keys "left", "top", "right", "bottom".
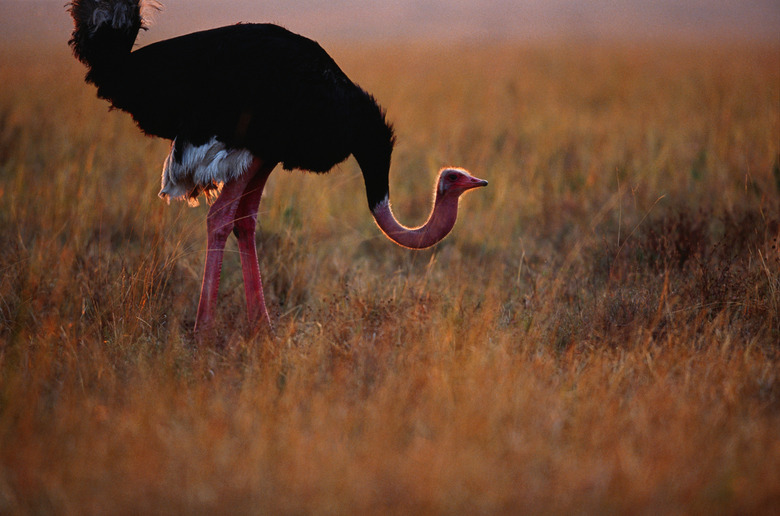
{"left": 0, "top": 41, "right": 778, "bottom": 514}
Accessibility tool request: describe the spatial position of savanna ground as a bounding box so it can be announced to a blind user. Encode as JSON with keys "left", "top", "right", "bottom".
{"left": 0, "top": 39, "right": 778, "bottom": 514}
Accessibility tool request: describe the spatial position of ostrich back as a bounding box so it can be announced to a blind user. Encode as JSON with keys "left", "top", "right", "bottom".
{"left": 92, "top": 23, "right": 375, "bottom": 173}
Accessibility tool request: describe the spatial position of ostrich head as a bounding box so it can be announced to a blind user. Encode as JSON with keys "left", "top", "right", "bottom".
{"left": 436, "top": 167, "right": 489, "bottom": 198}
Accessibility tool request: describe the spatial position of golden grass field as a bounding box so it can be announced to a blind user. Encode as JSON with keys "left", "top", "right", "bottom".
{"left": 0, "top": 39, "right": 778, "bottom": 514}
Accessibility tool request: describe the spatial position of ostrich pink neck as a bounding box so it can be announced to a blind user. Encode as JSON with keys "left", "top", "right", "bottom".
{"left": 372, "top": 193, "right": 459, "bottom": 249}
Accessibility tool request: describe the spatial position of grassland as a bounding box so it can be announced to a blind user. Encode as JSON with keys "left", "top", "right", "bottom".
{"left": 0, "top": 40, "right": 778, "bottom": 514}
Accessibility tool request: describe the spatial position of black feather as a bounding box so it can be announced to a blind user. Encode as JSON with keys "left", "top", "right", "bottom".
{"left": 68, "top": 2, "right": 395, "bottom": 210}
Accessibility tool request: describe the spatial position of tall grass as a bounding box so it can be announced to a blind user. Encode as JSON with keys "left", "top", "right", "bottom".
{"left": 0, "top": 41, "right": 778, "bottom": 514}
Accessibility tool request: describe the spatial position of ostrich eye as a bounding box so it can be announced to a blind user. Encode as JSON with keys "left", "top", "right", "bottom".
{"left": 447, "top": 173, "right": 459, "bottom": 182}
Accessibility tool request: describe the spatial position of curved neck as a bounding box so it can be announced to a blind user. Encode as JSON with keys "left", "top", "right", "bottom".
{"left": 371, "top": 194, "right": 459, "bottom": 249}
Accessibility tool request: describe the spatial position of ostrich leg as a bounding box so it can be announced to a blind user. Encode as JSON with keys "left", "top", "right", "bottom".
{"left": 194, "top": 160, "right": 263, "bottom": 332}
{"left": 232, "top": 160, "right": 275, "bottom": 327}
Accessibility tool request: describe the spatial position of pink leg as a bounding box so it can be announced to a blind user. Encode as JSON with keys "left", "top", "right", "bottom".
{"left": 232, "top": 161, "right": 275, "bottom": 327}
{"left": 194, "top": 159, "right": 263, "bottom": 333}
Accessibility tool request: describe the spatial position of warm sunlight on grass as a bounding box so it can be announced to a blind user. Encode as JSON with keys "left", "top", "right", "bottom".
{"left": 0, "top": 41, "right": 778, "bottom": 514}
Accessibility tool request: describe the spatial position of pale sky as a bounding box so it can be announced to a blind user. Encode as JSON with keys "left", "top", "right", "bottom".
{"left": 2, "top": 0, "right": 778, "bottom": 45}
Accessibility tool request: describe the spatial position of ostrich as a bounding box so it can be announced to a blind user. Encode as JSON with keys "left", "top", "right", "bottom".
{"left": 68, "top": 0, "right": 488, "bottom": 333}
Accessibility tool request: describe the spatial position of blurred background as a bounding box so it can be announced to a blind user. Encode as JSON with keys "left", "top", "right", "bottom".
{"left": 2, "top": 0, "right": 779, "bottom": 47}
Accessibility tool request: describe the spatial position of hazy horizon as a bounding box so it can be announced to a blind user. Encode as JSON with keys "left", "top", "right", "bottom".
{"left": 2, "top": 0, "right": 779, "bottom": 47}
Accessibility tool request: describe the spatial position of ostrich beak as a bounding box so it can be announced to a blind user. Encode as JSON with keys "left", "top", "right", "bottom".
{"left": 464, "top": 176, "right": 488, "bottom": 190}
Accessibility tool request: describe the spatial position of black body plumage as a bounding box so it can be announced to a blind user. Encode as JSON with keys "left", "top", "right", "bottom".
{"left": 68, "top": 1, "right": 395, "bottom": 209}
